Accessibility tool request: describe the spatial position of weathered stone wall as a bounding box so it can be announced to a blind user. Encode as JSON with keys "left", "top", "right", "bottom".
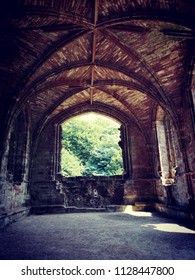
{"left": 30, "top": 124, "right": 64, "bottom": 205}
{"left": 0, "top": 111, "right": 30, "bottom": 211}
{"left": 154, "top": 108, "right": 192, "bottom": 208}
{"left": 57, "top": 175, "right": 125, "bottom": 207}
{"left": 169, "top": 128, "right": 189, "bottom": 207}
{"left": 181, "top": 89, "right": 195, "bottom": 207}
{"left": 123, "top": 179, "right": 157, "bottom": 204}
{"left": 30, "top": 125, "right": 55, "bottom": 182}
{"left": 129, "top": 126, "right": 154, "bottom": 179}
{"left": 124, "top": 125, "right": 157, "bottom": 204}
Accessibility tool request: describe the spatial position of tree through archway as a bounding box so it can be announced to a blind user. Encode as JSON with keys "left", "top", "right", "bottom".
{"left": 61, "top": 113, "right": 123, "bottom": 176}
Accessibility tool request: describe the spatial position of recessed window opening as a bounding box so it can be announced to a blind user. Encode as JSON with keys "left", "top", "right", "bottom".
{"left": 61, "top": 113, "right": 123, "bottom": 177}
{"left": 156, "top": 113, "right": 178, "bottom": 185}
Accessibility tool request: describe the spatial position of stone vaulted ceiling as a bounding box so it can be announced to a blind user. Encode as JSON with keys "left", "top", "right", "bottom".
{"left": 0, "top": 0, "right": 195, "bottom": 143}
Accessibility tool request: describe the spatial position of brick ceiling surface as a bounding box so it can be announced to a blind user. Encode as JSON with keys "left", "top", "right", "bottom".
{"left": 0, "top": 0, "right": 195, "bottom": 142}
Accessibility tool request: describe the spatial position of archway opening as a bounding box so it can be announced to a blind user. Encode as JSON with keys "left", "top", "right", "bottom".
{"left": 60, "top": 112, "right": 123, "bottom": 177}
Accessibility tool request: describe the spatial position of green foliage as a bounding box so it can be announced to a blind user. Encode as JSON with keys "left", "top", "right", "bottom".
{"left": 61, "top": 148, "right": 84, "bottom": 176}
{"left": 62, "top": 119, "right": 92, "bottom": 165}
{"left": 61, "top": 114, "right": 123, "bottom": 176}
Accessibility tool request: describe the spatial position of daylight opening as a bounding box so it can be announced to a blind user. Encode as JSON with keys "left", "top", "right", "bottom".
{"left": 61, "top": 113, "right": 123, "bottom": 176}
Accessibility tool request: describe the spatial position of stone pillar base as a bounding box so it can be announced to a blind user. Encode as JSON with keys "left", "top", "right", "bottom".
{"left": 123, "top": 179, "right": 157, "bottom": 204}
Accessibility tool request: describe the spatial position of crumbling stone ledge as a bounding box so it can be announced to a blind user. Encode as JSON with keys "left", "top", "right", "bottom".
{"left": 154, "top": 203, "right": 195, "bottom": 228}
{"left": 0, "top": 207, "right": 30, "bottom": 229}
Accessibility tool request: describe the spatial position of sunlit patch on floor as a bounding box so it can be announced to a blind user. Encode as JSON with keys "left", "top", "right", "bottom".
{"left": 142, "top": 223, "right": 195, "bottom": 234}
{"left": 123, "top": 206, "right": 152, "bottom": 217}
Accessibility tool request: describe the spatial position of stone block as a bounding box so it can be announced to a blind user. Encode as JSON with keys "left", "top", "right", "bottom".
{"left": 123, "top": 179, "right": 157, "bottom": 204}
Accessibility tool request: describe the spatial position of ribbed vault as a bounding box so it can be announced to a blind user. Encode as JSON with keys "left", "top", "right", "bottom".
{"left": 0, "top": 0, "right": 195, "bottom": 148}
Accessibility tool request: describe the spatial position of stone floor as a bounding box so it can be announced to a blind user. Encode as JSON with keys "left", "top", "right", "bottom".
{"left": 0, "top": 209, "right": 195, "bottom": 260}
